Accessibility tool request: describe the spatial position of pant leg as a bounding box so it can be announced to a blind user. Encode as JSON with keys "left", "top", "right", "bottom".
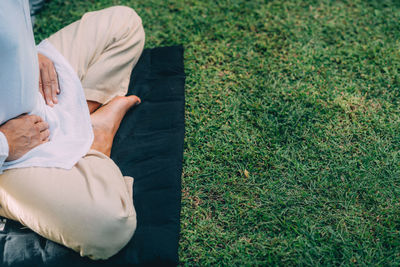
{"left": 47, "top": 6, "right": 145, "bottom": 104}
{"left": 0, "top": 150, "right": 136, "bottom": 260}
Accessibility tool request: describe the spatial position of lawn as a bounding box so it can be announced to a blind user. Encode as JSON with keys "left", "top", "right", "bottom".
{"left": 34, "top": 0, "right": 400, "bottom": 265}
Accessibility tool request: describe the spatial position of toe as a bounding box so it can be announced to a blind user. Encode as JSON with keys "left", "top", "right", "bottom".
{"left": 128, "top": 95, "right": 141, "bottom": 106}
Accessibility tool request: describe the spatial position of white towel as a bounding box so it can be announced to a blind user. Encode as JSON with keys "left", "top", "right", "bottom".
{"left": 1, "top": 40, "right": 94, "bottom": 171}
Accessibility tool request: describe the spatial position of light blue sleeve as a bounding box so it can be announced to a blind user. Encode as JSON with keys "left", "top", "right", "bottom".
{"left": 0, "top": 0, "right": 39, "bottom": 125}
{"left": 0, "top": 132, "right": 9, "bottom": 174}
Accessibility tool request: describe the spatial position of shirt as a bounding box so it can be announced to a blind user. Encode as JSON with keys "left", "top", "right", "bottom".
{"left": 0, "top": 0, "right": 93, "bottom": 173}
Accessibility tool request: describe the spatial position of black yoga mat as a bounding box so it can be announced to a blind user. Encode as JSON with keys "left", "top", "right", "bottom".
{"left": 0, "top": 45, "right": 185, "bottom": 267}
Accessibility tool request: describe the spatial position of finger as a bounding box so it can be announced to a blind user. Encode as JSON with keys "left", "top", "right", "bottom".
{"left": 40, "top": 66, "right": 54, "bottom": 106}
{"left": 40, "top": 129, "right": 50, "bottom": 141}
{"left": 39, "top": 76, "right": 44, "bottom": 97}
{"left": 36, "top": 121, "right": 49, "bottom": 132}
{"left": 53, "top": 67, "right": 60, "bottom": 95}
{"left": 48, "top": 64, "right": 59, "bottom": 103}
{"left": 29, "top": 115, "right": 44, "bottom": 123}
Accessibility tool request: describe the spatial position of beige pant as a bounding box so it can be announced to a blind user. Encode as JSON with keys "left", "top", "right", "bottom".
{"left": 0, "top": 6, "right": 145, "bottom": 260}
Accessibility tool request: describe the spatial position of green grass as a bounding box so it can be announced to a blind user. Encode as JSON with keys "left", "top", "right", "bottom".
{"left": 34, "top": 0, "right": 400, "bottom": 265}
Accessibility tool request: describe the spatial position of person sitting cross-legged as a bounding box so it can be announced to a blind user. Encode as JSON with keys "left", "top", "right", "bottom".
{"left": 0, "top": 1, "right": 145, "bottom": 260}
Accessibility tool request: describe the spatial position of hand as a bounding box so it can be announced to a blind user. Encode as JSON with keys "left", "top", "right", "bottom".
{"left": 0, "top": 115, "right": 50, "bottom": 161}
{"left": 38, "top": 53, "right": 60, "bottom": 107}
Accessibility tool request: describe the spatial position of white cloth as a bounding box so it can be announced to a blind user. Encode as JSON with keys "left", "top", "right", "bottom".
{"left": 0, "top": 1, "right": 93, "bottom": 173}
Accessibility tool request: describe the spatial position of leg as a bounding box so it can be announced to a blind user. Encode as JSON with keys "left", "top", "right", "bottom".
{"left": 47, "top": 6, "right": 145, "bottom": 107}
{"left": 0, "top": 151, "right": 136, "bottom": 260}
{"left": 48, "top": 6, "right": 145, "bottom": 153}
{"left": 90, "top": 95, "right": 140, "bottom": 156}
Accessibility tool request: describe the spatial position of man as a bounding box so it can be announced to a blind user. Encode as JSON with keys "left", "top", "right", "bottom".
{"left": 0, "top": 1, "right": 145, "bottom": 260}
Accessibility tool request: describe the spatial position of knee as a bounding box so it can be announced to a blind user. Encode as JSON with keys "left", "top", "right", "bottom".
{"left": 111, "top": 6, "right": 144, "bottom": 33}
{"left": 72, "top": 206, "right": 137, "bottom": 260}
{"left": 111, "top": 6, "right": 143, "bottom": 25}
{"left": 108, "top": 6, "right": 145, "bottom": 47}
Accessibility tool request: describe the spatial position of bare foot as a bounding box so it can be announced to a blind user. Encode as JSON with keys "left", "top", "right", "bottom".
{"left": 90, "top": 95, "right": 141, "bottom": 156}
